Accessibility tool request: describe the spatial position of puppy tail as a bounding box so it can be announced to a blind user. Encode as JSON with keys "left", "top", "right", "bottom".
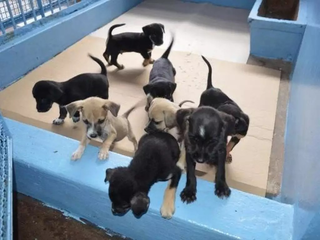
{"left": 108, "top": 23, "right": 126, "bottom": 39}
{"left": 122, "top": 97, "right": 147, "bottom": 119}
{"left": 201, "top": 55, "right": 213, "bottom": 89}
{"left": 161, "top": 34, "right": 175, "bottom": 59}
{"left": 178, "top": 100, "right": 195, "bottom": 107}
{"left": 88, "top": 54, "right": 107, "bottom": 76}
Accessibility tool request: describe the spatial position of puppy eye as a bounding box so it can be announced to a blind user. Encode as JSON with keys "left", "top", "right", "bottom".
{"left": 153, "top": 120, "right": 162, "bottom": 125}
{"left": 97, "top": 119, "right": 105, "bottom": 124}
{"left": 83, "top": 119, "right": 89, "bottom": 124}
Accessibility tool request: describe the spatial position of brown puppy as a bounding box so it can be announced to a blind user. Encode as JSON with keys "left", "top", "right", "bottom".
{"left": 144, "top": 96, "right": 195, "bottom": 171}
{"left": 65, "top": 97, "right": 144, "bottom": 160}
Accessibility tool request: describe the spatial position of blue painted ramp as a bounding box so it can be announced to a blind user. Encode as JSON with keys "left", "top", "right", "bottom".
{"left": 0, "top": 113, "right": 13, "bottom": 240}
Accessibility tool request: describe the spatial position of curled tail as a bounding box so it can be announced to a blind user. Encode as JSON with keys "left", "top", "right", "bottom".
{"left": 201, "top": 55, "right": 213, "bottom": 89}
{"left": 161, "top": 35, "right": 175, "bottom": 59}
{"left": 122, "top": 97, "right": 147, "bottom": 119}
{"left": 88, "top": 54, "right": 107, "bottom": 76}
{"left": 108, "top": 23, "right": 125, "bottom": 39}
{"left": 178, "top": 100, "right": 195, "bottom": 107}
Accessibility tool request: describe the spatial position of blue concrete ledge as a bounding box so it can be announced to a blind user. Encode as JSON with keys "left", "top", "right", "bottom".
{"left": 182, "top": 0, "right": 256, "bottom": 10}
{"left": 0, "top": 0, "right": 142, "bottom": 90}
{"left": 248, "top": 0, "right": 307, "bottom": 62}
{"left": 0, "top": 113, "right": 13, "bottom": 240}
{"left": 6, "top": 118, "right": 294, "bottom": 240}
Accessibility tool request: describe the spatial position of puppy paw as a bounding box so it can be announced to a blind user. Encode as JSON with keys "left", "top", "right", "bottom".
{"left": 215, "top": 180, "right": 231, "bottom": 198}
{"left": 53, "top": 118, "right": 64, "bottom": 125}
{"left": 142, "top": 59, "right": 150, "bottom": 67}
{"left": 98, "top": 150, "right": 109, "bottom": 160}
{"left": 180, "top": 187, "right": 197, "bottom": 204}
{"left": 72, "top": 116, "right": 80, "bottom": 123}
{"left": 71, "top": 149, "right": 84, "bottom": 161}
{"left": 149, "top": 58, "right": 155, "bottom": 64}
{"left": 117, "top": 64, "right": 124, "bottom": 70}
{"left": 226, "top": 153, "right": 232, "bottom": 164}
{"left": 160, "top": 202, "right": 175, "bottom": 219}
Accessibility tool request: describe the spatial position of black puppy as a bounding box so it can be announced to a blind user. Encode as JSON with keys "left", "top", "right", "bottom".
{"left": 32, "top": 54, "right": 109, "bottom": 125}
{"left": 103, "top": 23, "right": 165, "bottom": 70}
{"left": 176, "top": 56, "right": 249, "bottom": 203}
{"left": 143, "top": 36, "right": 176, "bottom": 103}
{"left": 199, "top": 56, "right": 250, "bottom": 163}
{"left": 104, "top": 131, "right": 182, "bottom": 219}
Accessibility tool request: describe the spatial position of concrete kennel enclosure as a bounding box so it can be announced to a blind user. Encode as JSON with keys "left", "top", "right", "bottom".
{"left": 0, "top": 0, "right": 320, "bottom": 239}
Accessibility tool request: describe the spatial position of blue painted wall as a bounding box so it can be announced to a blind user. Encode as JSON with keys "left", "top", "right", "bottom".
{"left": 182, "top": 0, "right": 256, "bottom": 10}
{"left": 281, "top": 0, "right": 320, "bottom": 239}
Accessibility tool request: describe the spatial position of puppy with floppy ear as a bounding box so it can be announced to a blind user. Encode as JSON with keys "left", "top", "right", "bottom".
{"left": 104, "top": 131, "right": 182, "bottom": 219}
{"left": 176, "top": 106, "right": 237, "bottom": 203}
{"left": 65, "top": 97, "right": 144, "bottom": 160}
{"left": 143, "top": 35, "right": 177, "bottom": 102}
{"left": 199, "top": 56, "right": 250, "bottom": 163}
{"left": 32, "top": 54, "right": 109, "bottom": 125}
{"left": 103, "top": 23, "right": 165, "bottom": 69}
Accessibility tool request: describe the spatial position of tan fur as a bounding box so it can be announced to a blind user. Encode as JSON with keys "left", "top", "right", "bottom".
{"left": 65, "top": 97, "right": 144, "bottom": 161}
{"left": 143, "top": 58, "right": 154, "bottom": 66}
{"left": 160, "top": 180, "right": 177, "bottom": 219}
{"left": 146, "top": 97, "right": 194, "bottom": 170}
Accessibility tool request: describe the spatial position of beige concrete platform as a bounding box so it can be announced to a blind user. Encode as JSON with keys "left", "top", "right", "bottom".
{"left": 0, "top": 36, "right": 280, "bottom": 196}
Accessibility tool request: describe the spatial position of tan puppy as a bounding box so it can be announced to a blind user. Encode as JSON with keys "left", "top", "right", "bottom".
{"left": 65, "top": 97, "right": 144, "bottom": 160}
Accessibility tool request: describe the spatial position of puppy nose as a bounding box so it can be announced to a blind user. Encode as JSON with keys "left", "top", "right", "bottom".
{"left": 144, "top": 127, "right": 149, "bottom": 133}
{"left": 90, "top": 133, "right": 97, "bottom": 138}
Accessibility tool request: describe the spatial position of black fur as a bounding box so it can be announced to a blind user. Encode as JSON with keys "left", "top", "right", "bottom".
{"left": 104, "top": 132, "right": 181, "bottom": 218}
{"left": 176, "top": 55, "right": 249, "bottom": 203}
{"left": 103, "top": 23, "right": 165, "bottom": 69}
{"left": 143, "top": 36, "right": 176, "bottom": 101}
{"left": 32, "top": 54, "right": 109, "bottom": 124}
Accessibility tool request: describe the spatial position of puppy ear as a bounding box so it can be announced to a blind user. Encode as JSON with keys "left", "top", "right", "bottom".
{"left": 169, "top": 82, "right": 177, "bottom": 94}
{"left": 163, "top": 108, "right": 176, "bottom": 129}
{"left": 102, "top": 101, "right": 120, "bottom": 117}
{"left": 142, "top": 25, "right": 151, "bottom": 35}
{"left": 219, "top": 112, "right": 236, "bottom": 136}
{"left": 104, "top": 168, "right": 115, "bottom": 183}
{"left": 159, "top": 24, "right": 165, "bottom": 33}
{"left": 176, "top": 108, "right": 194, "bottom": 129}
{"left": 130, "top": 192, "right": 150, "bottom": 217}
{"left": 143, "top": 84, "right": 151, "bottom": 95}
{"left": 65, "top": 100, "right": 84, "bottom": 118}
{"left": 48, "top": 82, "right": 63, "bottom": 100}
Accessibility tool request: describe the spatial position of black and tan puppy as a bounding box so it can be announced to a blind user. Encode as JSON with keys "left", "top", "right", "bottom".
{"left": 176, "top": 56, "right": 249, "bottom": 203}
{"left": 32, "top": 54, "right": 109, "bottom": 125}
{"left": 103, "top": 23, "right": 165, "bottom": 69}
{"left": 199, "top": 56, "right": 250, "bottom": 163}
{"left": 104, "top": 131, "right": 182, "bottom": 219}
{"left": 143, "top": 36, "right": 176, "bottom": 103}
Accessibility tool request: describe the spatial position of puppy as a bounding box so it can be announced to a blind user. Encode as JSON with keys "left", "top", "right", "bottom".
{"left": 32, "top": 54, "right": 109, "bottom": 125}
{"left": 104, "top": 131, "right": 182, "bottom": 219}
{"left": 65, "top": 97, "right": 144, "bottom": 160}
{"left": 103, "top": 23, "right": 165, "bottom": 69}
{"left": 144, "top": 96, "right": 194, "bottom": 133}
{"left": 199, "top": 56, "right": 250, "bottom": 163}
{"left": 144, "top": 96, "right": 194, "bottom": 172}
{"left": 143, "top": 36, "right": 176, "bottom": 103}
{"left": 175, "top": 56, "right": 249, "bottom": 203}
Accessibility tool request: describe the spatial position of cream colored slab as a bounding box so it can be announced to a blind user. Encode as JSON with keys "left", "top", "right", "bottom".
{"left": 0, "top": 36, "right": 280, "bottom": 196}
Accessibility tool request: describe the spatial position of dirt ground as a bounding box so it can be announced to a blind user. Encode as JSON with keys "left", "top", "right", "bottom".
{"left": 13, "top": 192, "right": 124, "bottom": 240}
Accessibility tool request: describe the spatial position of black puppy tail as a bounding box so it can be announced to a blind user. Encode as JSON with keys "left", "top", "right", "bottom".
{"left": 178, "top": 100, "right": 194, "bottom": 107}
{"left": 108, "top": 23, "right": 125, "bottom": 38}
{"left": 122, "top": 97, "right": 147, "bottom": 119}
{"left": 201, "top": 55, "right": 213, "bottom": 89}
{"left": 161, "top": 35, "right": 175, "bottom": 59}
{"left": 88, "top": 54, "right": 107, "bottom": 76}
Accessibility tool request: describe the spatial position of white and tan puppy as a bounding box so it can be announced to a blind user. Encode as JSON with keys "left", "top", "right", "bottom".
{"left": 65, "top": 97, "right": 144, "bottom": 160}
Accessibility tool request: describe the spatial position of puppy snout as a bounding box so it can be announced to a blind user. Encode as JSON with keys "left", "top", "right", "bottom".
{"left": 90, "top": 133, "right": 98, "bottom": 138}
